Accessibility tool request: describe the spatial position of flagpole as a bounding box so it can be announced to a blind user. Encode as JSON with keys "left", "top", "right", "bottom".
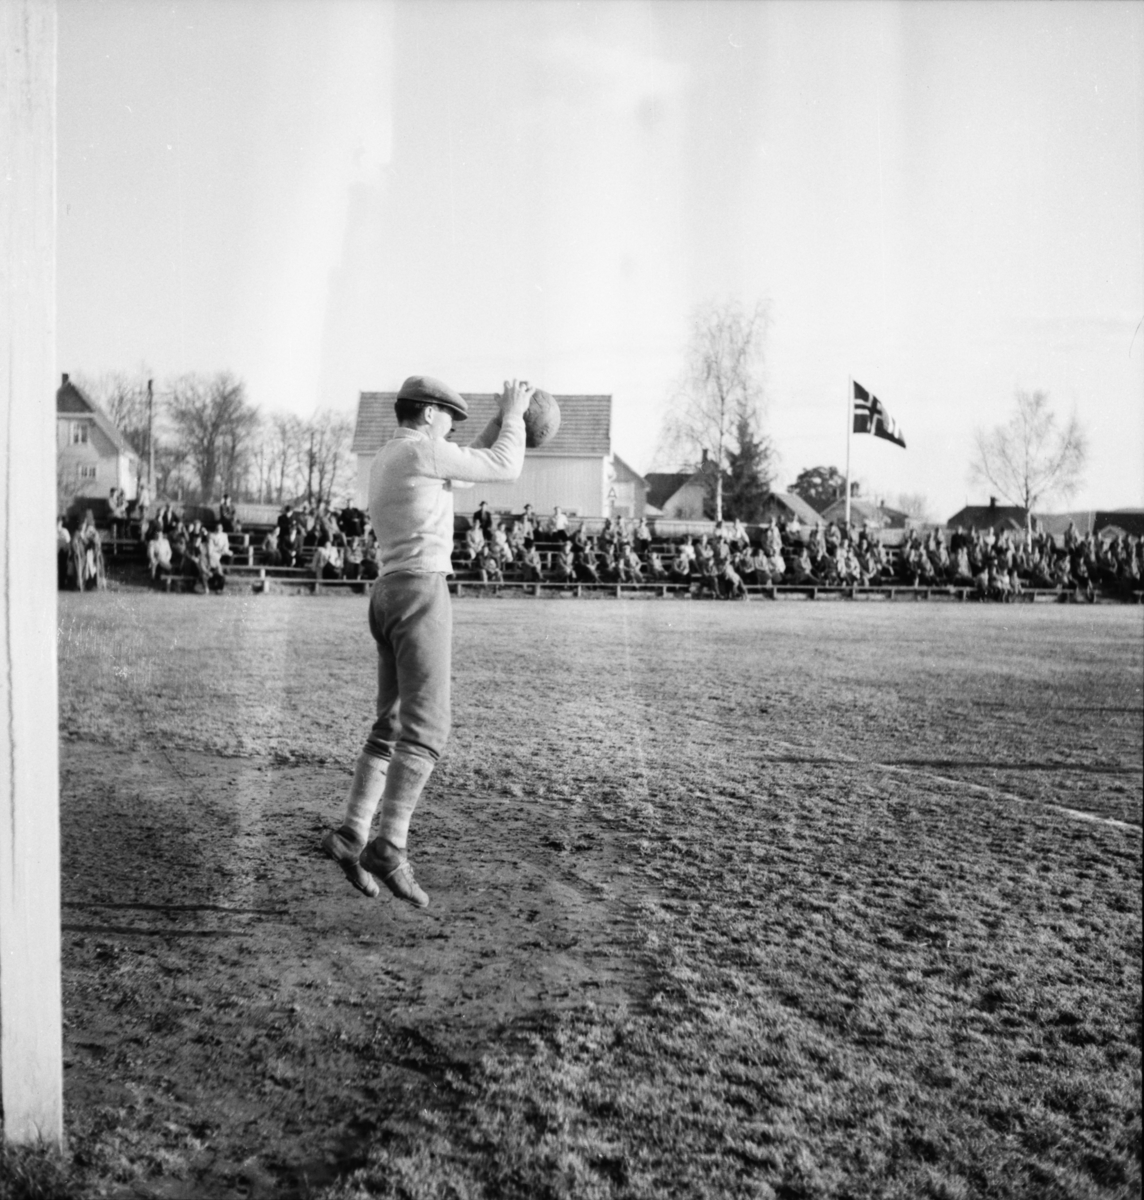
{"left": 845, "top": 377, "right": 852, "bottom": 528}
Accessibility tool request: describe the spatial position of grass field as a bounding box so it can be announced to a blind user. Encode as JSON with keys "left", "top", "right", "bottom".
{"left": 34, "top": 593, "right": 1144, "bottom": 1198}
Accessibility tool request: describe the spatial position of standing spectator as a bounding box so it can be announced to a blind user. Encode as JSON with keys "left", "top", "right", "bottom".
{"left": 729, "top": 518, "right": 749, "bottom": 553}
{"left": 155, "top": 500, "right": 177, "bottom": 534}
{"left": 219, "top": 492, "right": 240, "bottom": 534}
{"left": 634, "top": 517, "right": 652, "bottom": 557}
{"left": 107, "top": 486, "right": 127, "bottom": 541}
{"left": 519, "top": 503, "right": 537, "bottom": 548}
{"left": 277, "top": 505, "right": 299, "bottom": 567}
{"left": 474, "top": 500, "right": 494, "bottom": 540}
{"left": 57, "top": 516, "right": 71, "bottom": 589}
{"left": 551, "top": 505, "right": 569, "bottom": 543}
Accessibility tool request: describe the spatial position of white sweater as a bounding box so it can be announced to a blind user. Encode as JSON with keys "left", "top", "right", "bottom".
{"left": 368, "top": 414, "right": 525, "bottom": 576}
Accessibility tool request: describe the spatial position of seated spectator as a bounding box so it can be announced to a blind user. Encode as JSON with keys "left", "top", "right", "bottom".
{"left": 360, "top": 533, "right": 380, "bottom": 581}
{"left": 575, "top": 539, "right": 601, "bottom": 584}
{"left": 694, "top": 541, "right": 719, "bottom": 596}
{"left": 343, "top": 537, "right": 364, "bottom": 581}
{"left": 146, "top": 526, "right": 173, "bottom": 580}
{"left": 463, "top": 522, "right": 485, "bottom": 565}
{"left": 521, "top": 543, "right": 545, "bottom": 583}
{"left": 67, "top": 511, "right": 106, "bottom": 591}
{"left": 669, "top": 548, "right": 693, "bottom": 586}
{"left": 491, "top": 521, "right": 511, "bottom": 566}
{"left": 313, "top": 533, "right": 343, "bottom": 580}
{"left": 742, "top": 546, "right": 770, "bottom": 586}
{"left": 181, "top": 531, "right": 210, "bottom": 594}
{"left": 646, "top": 550, "right": 667, "bottom": 581}
{"left": 201, "top": 528, "right": 228, "bottom": 592}
{"left": 553, "top": 543, "right": 576, "bottom": 583}
{"left": 598, "top": 542, "right": 620, "bottom": 582}
{"left": 208, "top": 521, "right": 232, "bottom": 567}
{"left": 261, "top": 528, "right": 282, "bottom": 566}
{"left": 715, "top": 552, "right": 748, "bottom": 599}
{"left": 609, "top": 544, "right": 635, "bottom": 584}
{"left": 791, "top": 548, "right": 816, "bottom": 584}
{"left": 475, "top": 543, "right": 503, "bottom": 583}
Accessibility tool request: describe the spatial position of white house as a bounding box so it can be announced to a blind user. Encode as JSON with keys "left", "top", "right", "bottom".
{"left": 56, "top": 374, "right": 140, "bottom": 502}
{"left": 351, "top": 391, "right": 647, "bottom": 519}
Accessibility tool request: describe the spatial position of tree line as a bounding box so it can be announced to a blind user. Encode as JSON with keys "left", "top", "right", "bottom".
{"left": 660, "top": 301, "right": 1086, "bottom": 527}
{"left": 72, "top": 370, "right": 354, "bottom": 508}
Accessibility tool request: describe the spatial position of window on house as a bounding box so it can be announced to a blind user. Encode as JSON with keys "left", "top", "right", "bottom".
{"left": 77, "top": 465, "right": 97, "bottom": 481}
{"left": 70, "top": 422, "right": 89, "bottom": 445}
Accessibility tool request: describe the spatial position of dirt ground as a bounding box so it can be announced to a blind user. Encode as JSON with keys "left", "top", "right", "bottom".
{"left": 54, "top": 592, "right": 1142, "bottom": 1199}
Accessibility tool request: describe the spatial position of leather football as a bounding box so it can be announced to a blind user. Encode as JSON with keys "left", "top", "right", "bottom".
{"left": 523, "top": 388, "right": 561, "bottom": 448}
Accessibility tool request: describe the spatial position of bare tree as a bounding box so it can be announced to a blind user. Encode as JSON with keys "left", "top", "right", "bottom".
{"left": 970, "top": 389, "right": 1086, "bottom": 529}
{"left": 298, "top": 410, "right": 354, "bottom": 506}
{"left": 167, "top": 372, "right": 259, "bottom": 503}
{"left": 266, "top": 412, "right": 305, "bottom": 503}
{"left": 896, "top": 493, "right": 933, "bottom": 524}
{"left": 659, "top": 299, "right": 770, "bottom": 521}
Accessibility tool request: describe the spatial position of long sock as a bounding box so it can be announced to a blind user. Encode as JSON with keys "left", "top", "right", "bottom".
{"left": 341, "top": 753, "right": 389, "bottom": 845}
{"left": 377, "top": 752, "right": 434, "bottom": 850}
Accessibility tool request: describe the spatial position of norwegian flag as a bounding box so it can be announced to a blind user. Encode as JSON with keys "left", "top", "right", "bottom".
{"left": 853, "top": 380, "right": 906, "bottom": 448}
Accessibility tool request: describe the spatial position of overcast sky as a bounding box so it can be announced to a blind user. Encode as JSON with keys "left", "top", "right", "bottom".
{"left": 58, "top": 0, "right": 1143, "bottom": 518}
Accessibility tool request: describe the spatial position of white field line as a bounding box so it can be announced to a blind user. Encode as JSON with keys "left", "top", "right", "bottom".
{"left": 766, "top": 738, "right": 1142, "bottom": 835}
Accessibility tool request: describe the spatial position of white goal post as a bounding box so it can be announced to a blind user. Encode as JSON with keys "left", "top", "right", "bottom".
{"left": 0, "top": 0, "right": 63, "bottom": 1147}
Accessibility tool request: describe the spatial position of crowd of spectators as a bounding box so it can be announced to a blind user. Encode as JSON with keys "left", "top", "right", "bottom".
{"left": 455, "top": 506, "right": 1144, "bottom": 602}
{"left": 58, "top": 490, "right": 1142, "bottom": 603}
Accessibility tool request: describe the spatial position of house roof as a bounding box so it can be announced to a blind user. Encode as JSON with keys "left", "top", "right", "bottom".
{"left": 352, "top": 392, "right": 611, "bottom": 457}
{"left": 56, "top": 377, "right": 139, "bottom": 459}
{"left": 767, "top": 492, "right": 825, "bottom": 526}
{"left": 947, "top": 504, "right": 1029, "bottom": 529}
{"left": 644, "top": 472, "right": 695, "bottom": 510}
{"left": 611, "top": 454, "right": 646, "bottom": 487}
{"left": 820, "top": 497, "right": 910, "bottom": 525}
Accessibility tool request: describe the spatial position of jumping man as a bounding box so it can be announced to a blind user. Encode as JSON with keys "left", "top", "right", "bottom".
{"left": 321, "top": 375, "right": 532, "bottom": 907}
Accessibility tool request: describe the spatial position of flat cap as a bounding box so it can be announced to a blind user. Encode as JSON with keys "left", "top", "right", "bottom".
{"left": 396, "top": 375, "right": 469, "bottom": 420}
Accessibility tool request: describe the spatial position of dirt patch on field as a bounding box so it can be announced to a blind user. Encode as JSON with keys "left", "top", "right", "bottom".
{"left": 61, "top": 740, "right": 653, "bottom": 1197}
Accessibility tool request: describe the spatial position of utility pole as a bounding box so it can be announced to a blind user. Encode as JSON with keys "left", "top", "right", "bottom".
{"left": 147, "top": 378, "right": 155, "bottom": 491}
